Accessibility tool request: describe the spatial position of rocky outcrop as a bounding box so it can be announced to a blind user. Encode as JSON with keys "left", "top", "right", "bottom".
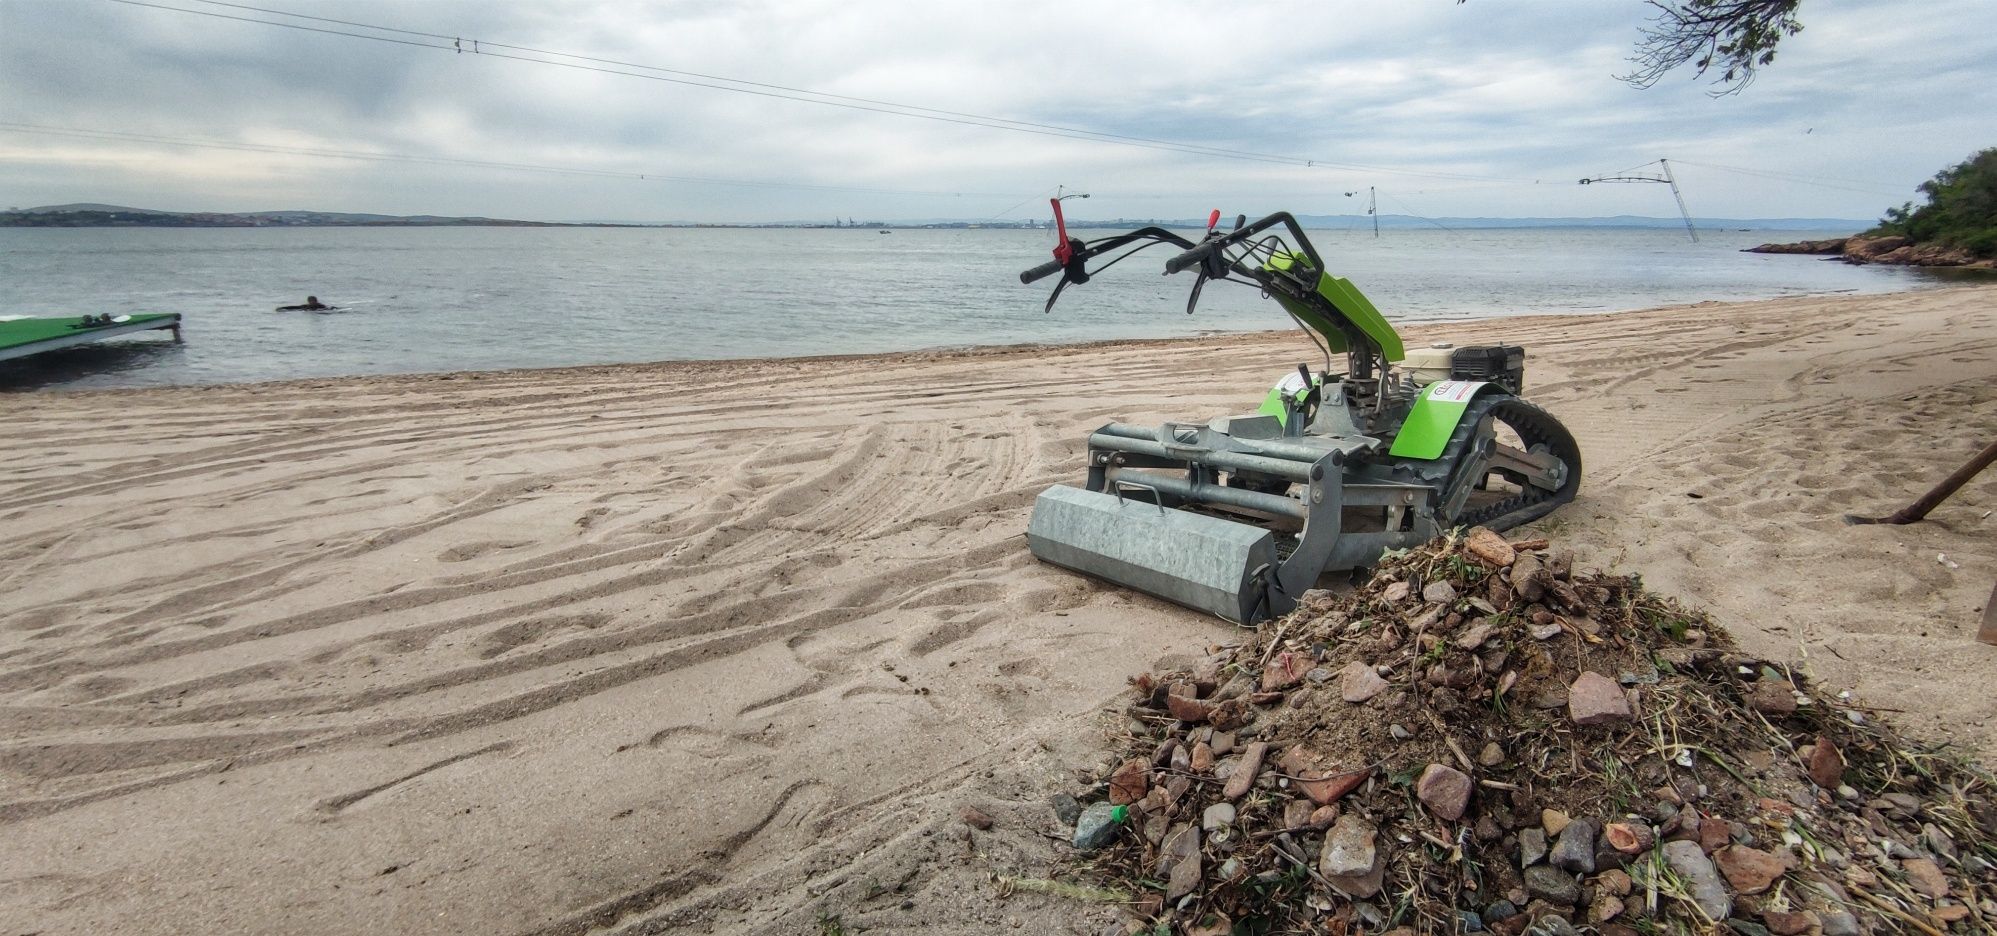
{"left": 1746, "top": 234, "right": 1995, "bottom": 268}
{"left": 1745, "top": 237, "right": 1846, "bottom": 255}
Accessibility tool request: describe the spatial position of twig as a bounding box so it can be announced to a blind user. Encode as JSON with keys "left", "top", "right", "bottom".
{"left": 1851, "top": 885, "right": 1947, "bottom": 936}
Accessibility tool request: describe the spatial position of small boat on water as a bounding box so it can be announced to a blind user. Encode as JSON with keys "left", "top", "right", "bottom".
{"left": 0, "top": 313, "right": 183, "bottom": 363}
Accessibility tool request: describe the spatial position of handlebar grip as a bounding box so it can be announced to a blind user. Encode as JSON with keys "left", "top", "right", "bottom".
{"left": 1164, "top": 243, "right": 1214, "bottom": 275}
{"left": 1020, "top": 258, "right": 1065, "bottom": 284}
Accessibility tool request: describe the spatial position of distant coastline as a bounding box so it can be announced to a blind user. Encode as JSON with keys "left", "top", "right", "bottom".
{"left": 0, "top": 204, "right": 618, "bottom": 229}
{"left": 0, "top": 203, "right": 1872, "bottom": 231}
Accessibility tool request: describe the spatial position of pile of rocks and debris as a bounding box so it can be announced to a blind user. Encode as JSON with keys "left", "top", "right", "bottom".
{"left": 1057, "top": 529, "right": 1995, "bottom": 935}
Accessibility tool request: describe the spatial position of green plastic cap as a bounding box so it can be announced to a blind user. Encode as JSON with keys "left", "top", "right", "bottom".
{"left": 1110, "top": 805, "right": 1128, "bottom": 824}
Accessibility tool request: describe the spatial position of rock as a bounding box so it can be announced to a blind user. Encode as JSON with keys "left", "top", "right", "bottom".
{"left": 1511, "top": 554, "right": 1546, "bottom": 602}
{"left": 1280, "top": 747, "right": 1369, "bottom": 804}
{"left": 1417, "top": 763, "right": 1475, "bottom": 820}
{"left": 1202, "top": 801, "right": 1236, "bottom": 833}
{"left": 1590, "top": 895, "right": 1625, "bottom": 924}
{"left": 1603, "top": 821, "right": 1654, "bottom": 854}
{"left": 1423, "top": 580, "right": 1458, "bottom": 603}
{"left": 1318, "top": 814, "right": 1377, "bottom": 876}
{"left": 1340, "top": 660, "right": 1390, "bottom": 703}
{"left": 1746, "top": 237, "right": 1847, "bottom": 255}
{"left": 1714, "top": 845, "right": 1791, "bottom": 894}
{"left": 1389, "top": 723, "right": 1411, "bottom": 741}
{"left": 1465, "top": 527, "right": 1517, "bottom": 567}
{"left": 1210, "top": 731, "right": 1234, "bottom": 756}
{"left": 960, "top": 806, "right": 994, "bottom": 830}
{"left": 1479, "top": 742, "right": 1506, "bottom": 767}
{"left": 1531, "top": 621, "right": 1565, "bottom": 641}
{"left": 1207, "top": 698, "right": 1251, "bottom": 731}
{"left": 1521, "top": 828, "right": 1549, "bottom": 867}
{"left": 1475, "top": 814, "right": 1502, "bottom": 843}
{"left": 1169, "top": 743, "right": 1192, "bottom": 773}
{"left": 1805, "top": 736, "right": 1843, "bottom": 788}
{"left": 1663, "top": 840, "right": 1732, "bottom": 922}
{"left": 1482, "top": 900, "right": 1519, "bottom": 925}
{"left": 1551, "top": 818, "right": 1598, "bottom": 873}
{"left": 1593, "top": 838, "right": 1632, "bottom": 873}
{"left": 1166, "top": 692, "right": 1213, "bottom": 723}
{"left": 1309, "top": 805, "right": 1339, "bottom": 828}
{"left": 1050, "top": 792, "right": 1081, "bottom": 826}
{"left": 1189, "top": 741, "right": 1214, "bottom": 773}
{"left": 1541, "top": 809, "right": 1572, "bottom": 836}
{"left": 1382, "top": 580, "right": 1412, "bottom": 603}
{"left": 1843, "top": 234, "right": 1910, "bottom": 261}
{"left": 1319, "top": 815, "right": 1385, "bottom": 898}
{"left": 1073, "top": 801, "right": 1123, "bottom": 850}
{"left": 1261, "top": 650, "right": 1311, "bottom": 691}
{"left": 1761, "top": 910, "right": 1819, "bottom": 936}
{"left": 1283, "top": 799, "right": 1317, "bottom": 830}
{"left": 1523, "top": 865, "right": 1580, "bottom": 906}
{"left": 1159, "top": 823, "right": 1202, "bottom": 900}
{"left": 1728, "top": 921, "right": 1772, "bottom": 936}
{"left": 1699, "top": 814, "right": 1732, "bottom": 853}
{"left": 1456, "top": 622, "right": 1497, "bottom": 650}
{"left": 1213, "top": 674, "right": 1253, "bottom": 701}
{"left": 1745, "top": 681, "right": 1797, "bottom": 716}
{"left": 1222, "top": 741, "right": 1268, "bottom": 800}
{"left": 1818, "top": 912, "right": 1860, "bottom": 936}
{"left": 1596, "top": 868, "right": 1632, "bottom": 896}
{"left": 1531, "top": 910, "right": 1581, "bottom": 936}
{"left": 1901, "top": 856, "right": 1949, "bottom": 899}
{"left": 1934, "top": 905, "right": 1970, "bottom": 923}
{"left": 1568, "top": 672, "right": 1633, "bottom": 725}
{"left": 1108, "top": 759, "right": 1149, "bottom": 805}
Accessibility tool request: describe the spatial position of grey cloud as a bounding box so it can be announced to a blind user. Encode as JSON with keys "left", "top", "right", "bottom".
{"left": 2, "top": 0, "right": 1992, "bottom": 222}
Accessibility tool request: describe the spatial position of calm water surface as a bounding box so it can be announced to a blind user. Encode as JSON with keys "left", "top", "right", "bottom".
{"left": 0, "top": 225, "right": 1942, "bottom": 389}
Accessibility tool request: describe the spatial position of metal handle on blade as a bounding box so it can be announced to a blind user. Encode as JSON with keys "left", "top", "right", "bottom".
{"left": 1111, "top": 479, "right": 1167, "bottom": 512}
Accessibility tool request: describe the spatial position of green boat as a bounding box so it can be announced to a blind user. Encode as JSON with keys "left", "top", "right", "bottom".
{"left": 0, "top": 313, "right": 183, "bottom": 363}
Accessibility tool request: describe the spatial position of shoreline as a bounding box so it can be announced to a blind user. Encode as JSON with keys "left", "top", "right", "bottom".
{"left": 2, "top": 284, "right": 1993, "bottom": 933}
{"left": 12, "top": 280, "right": 1966, "bottom": 396}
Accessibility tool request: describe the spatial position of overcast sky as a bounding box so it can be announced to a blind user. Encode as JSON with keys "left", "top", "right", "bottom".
{"left": 3, "top": 0, "right": 1994, "bottom": 223}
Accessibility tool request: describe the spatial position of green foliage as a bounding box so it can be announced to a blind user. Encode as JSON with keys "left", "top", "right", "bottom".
{"left": 1868, "top": 148, "right": 1997, "bottom": 258}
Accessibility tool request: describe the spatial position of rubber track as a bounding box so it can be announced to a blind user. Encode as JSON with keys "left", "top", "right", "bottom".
{"left": 1434, "top": 394, "right": 1583, "bottom": 532}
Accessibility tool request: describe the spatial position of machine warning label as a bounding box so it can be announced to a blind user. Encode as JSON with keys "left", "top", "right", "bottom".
{"left": 1426, "top": 380, "right": 1482, "bottom": 402}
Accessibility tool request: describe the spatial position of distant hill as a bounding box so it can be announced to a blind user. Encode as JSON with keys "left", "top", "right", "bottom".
{"left": 0, "top": 204, "right": 617, "bottom": 228}
{"left": 0, "top": 203, "right": 1872, "bottom": 231}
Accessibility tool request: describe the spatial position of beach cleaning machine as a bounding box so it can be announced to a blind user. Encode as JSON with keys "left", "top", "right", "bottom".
{"left": 1019, "top": 206, "right": 1581, "bottom": 623}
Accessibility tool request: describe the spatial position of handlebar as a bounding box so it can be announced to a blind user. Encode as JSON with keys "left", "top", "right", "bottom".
{"left": 1163, "top": 242, "right": 1217, "bottom": 276}
{"left": 1164, "top": 212, "right": 1323, "bottom": 278}
{"left": 1019, "top": 258, "right": 1065, "bottom": 284}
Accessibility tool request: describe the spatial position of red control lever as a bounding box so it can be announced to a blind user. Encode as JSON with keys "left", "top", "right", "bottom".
{"left": 1051, "top": 198, "right": 1073, "bottom": 263}
{"left": 1206, "top": 209, "right": 1221, "bottom": 231}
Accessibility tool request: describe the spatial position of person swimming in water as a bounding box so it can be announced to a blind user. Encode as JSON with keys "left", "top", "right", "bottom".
{"left": 276, "top": 296, "right": 332, "bottom": 311}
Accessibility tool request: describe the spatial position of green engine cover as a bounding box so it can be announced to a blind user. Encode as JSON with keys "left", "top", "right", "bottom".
{"left": 1263, "top": 253, "right": 1405, "bottom": 363}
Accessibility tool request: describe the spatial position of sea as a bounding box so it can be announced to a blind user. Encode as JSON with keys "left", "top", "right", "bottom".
{"left": 0, "top": 225, "right": 1960, "bottom": 390}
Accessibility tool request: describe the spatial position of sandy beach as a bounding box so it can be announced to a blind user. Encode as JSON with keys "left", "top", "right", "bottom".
{"left": 2, "top": 284, "right": 1994, "bottom": 935}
